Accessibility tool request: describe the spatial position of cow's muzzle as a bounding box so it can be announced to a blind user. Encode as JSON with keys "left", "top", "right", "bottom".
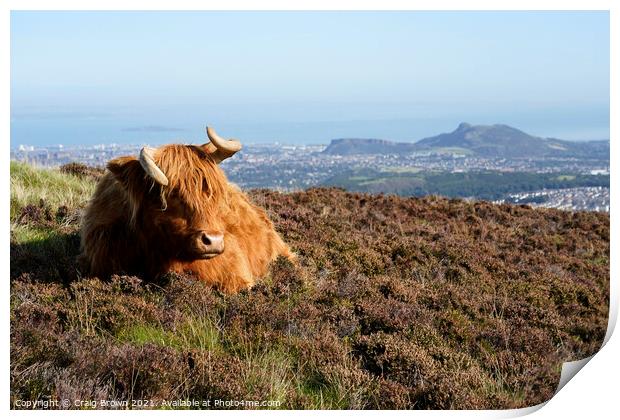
{"left": 195, "top": 232, "right": 225, "bottom": 258}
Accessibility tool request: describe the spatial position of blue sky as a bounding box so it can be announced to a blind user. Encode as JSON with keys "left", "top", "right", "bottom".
{"left": 10, "top": 11, "right": 610, "bottom": 146}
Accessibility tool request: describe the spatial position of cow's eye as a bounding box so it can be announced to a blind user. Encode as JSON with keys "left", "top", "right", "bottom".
{"left": 161, "top": 214, "right": 187, "bottom": 231}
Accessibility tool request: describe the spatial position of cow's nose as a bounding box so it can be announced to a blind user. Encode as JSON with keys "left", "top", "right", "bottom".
{"left": 201, "top": 232, "right": 224, "bottom": 254}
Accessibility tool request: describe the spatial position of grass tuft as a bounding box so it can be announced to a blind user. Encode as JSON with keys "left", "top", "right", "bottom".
{"left": 10, "top": 161, "right": 96, "bottom": 221}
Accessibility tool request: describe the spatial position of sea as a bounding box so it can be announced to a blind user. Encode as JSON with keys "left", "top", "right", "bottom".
{"left": 10, "top": 104, "right": 610, "bottom": 148}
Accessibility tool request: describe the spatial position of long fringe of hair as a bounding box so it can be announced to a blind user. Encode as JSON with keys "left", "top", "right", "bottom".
{"left": 154, "top": 144, "right": 231, "bottom": 217}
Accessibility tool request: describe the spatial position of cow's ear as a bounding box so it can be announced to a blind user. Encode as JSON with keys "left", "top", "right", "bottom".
{"left": 107, "top": 156, "right": 151, "bottom": 200}
{"left": 107, "top": 156, "right": 151, "bottom": 223}
{"left": 107, "top": 156, "right": 142, "bottom": 184}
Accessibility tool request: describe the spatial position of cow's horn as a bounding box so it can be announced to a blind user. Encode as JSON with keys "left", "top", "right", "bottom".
{"left": 206, "top": 126, "right": 242, "bottom": 162}
{"left": 139, "top": 147, "right": 169, "bottom": 186}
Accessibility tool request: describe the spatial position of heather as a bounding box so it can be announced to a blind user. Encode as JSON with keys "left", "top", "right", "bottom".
{"left": 10, "top": 162, "right": 609, "bottom": 409}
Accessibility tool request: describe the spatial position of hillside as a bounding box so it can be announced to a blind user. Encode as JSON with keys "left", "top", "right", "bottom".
{"left": 321, "top": 123, "right": 609, "bottom": 158}
{"left": 322, "top": 138, "right": 418, "bottom": 155}
{"left": 323, "top": 169, "right": 610, "bottom": 200}
{"left": 10, "top": 162, "right": 609, "bottom": 409}
{"left": 416, "top": 122, "right": 605, "bottom": 158}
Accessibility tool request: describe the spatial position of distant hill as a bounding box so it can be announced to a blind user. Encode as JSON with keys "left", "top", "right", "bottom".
{"left": 322, "top": 138, "right": 417, "bottom": 155}
{"left": 322, "top": 123, "right": 609, "bottom": 159}
{"left": 416, "top": 122, "right": 608, "bottom": 158}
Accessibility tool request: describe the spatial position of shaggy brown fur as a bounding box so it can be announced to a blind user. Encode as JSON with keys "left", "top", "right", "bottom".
{"left": 79, "top": 144, "right": 294, "bottom": 293}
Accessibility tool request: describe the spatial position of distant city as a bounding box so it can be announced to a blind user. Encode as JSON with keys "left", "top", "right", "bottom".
{"left": 10, "top": 123, "right": 610, "bottom": 213}
{"left": 10, "top": 142, "right": 608, "bottom": 213}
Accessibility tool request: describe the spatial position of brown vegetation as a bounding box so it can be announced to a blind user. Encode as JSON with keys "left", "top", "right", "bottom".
{"left": 59, "top": 162, "right": 105, "bottom": 180}
{"left": 10, "top": 176, "right": 609, "bottom": 409}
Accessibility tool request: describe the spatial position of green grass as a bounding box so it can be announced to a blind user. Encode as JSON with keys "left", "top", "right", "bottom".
{"left": 10, "top": 223, "right": 81, "bottom": 282}
{"left": 300, "top": 380, "right": 349, "bottom": 409}
{"left": 241, "top": 347, "right": 296, "bottom": 405}
{"left": 117, "top": 318, "right": 222, "bottom": 353}
{"left": 380, "top": 166, "right": 423, "bottom": 174}
{"left": 115, "top": 314, "right": 359, "bottom": 408}
{"left": 10, "top": 161, "right": 96, "bottom": 221}
{"left": 325, "top": 169, "right": 608, "bottom": 200}
{"left": 11, "top": 224, "right": 58, "bottom": 244}
{"left": 10, "top": 161, "right": 92, "bottom": 282}
{"left": 347, "top": 176, "right": 372, "bottom": 182}
{"left": 358, "top": 176, "right": 424, "bottom": 187}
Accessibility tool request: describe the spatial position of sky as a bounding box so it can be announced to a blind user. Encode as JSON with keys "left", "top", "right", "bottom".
{"left": 10, "top": 11, "right": 610, "bottom": 146}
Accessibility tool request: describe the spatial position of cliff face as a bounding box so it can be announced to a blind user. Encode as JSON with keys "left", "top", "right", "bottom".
{"left": 10, "top": 166, "right": 610, "bottom": 409}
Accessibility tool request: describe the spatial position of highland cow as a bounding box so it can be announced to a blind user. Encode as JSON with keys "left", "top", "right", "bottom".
{"left": 79, "top": 126, "right": 294, "bottom": 293}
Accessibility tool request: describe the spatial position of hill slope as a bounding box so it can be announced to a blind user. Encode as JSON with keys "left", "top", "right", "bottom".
{"left": 322, "top": 138, "right": 418, "bottom": 155}
{"left": 323, "top": 169, "right": 609, "bottom": 202}
{"left": 10, "top": 162, "right": 609, "bottom": 409}
{"left": 321, "top": 123, "right": 609, "bottom": 158}
{"left": 416, "top": 122, "right": 597, "bottom": 158}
